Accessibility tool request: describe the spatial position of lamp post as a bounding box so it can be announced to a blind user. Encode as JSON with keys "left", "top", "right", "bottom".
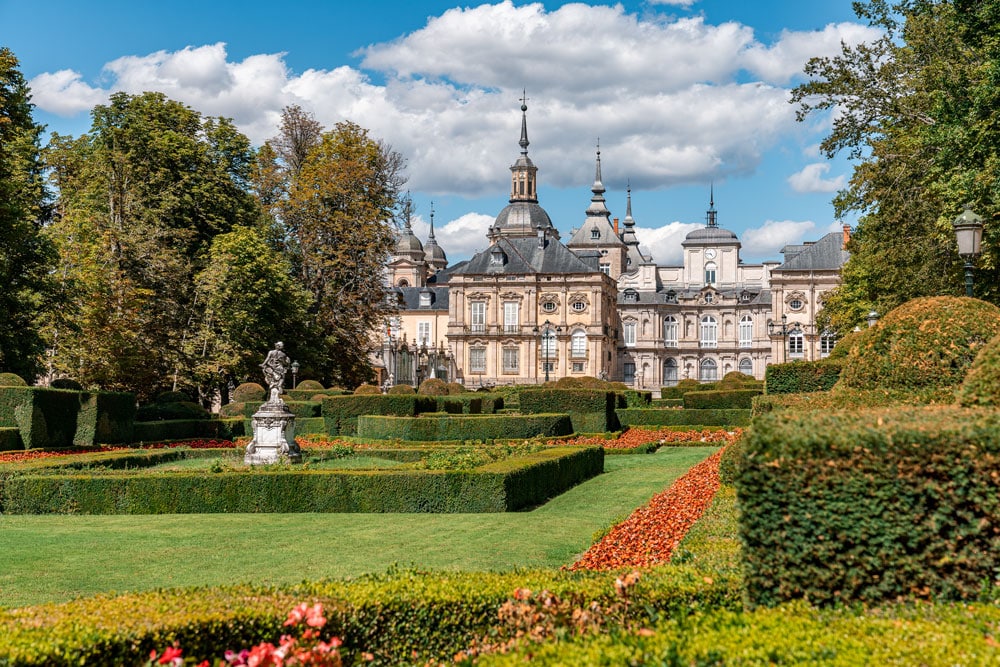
{"left": 866, "top": 310, "right": 879, "bottom": 328}
{"left": 290, "top": 361, "right": 300, "bottom": 389}
{"left": 953, "top": 206, "right": 984, "bottom": 297}
{"left": 534, "top": 319, "right": 561, "bottom": 383}
{"left": 768, "top": 314, "right": 791, "bottom": 363}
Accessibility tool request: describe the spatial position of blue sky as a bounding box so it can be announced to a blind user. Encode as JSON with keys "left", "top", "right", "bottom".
{"left": 1, "top": 0, "right": 877, "bottom": 265}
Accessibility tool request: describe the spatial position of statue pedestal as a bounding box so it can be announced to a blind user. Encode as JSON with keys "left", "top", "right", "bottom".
{"left": 244, "top": 400, "right": 301, "bottom": 465}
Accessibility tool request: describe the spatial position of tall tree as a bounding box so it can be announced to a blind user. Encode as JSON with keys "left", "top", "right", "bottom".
{"left": 793, "top": 0, "right": 1000, "bottom": 329}
{"left": 0, "top": 48, "right": 56, "bottom": 381}
{"left": 257, "top": 110, "right": 406, "bottom": 387}
{"left": 45, "top": 92, "right": 259, "bottom": 400}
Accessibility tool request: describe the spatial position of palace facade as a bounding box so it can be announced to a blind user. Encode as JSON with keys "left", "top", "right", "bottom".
{"left": 378, "top": 102, "right": 848, "bottom": 391}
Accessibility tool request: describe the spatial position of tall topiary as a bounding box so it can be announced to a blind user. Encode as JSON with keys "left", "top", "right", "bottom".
{"left": 957, "top": 330, "right": 1000, "bottom": 407}
{"left": 838, "top": 297, "right": 1000, "bottom": 391}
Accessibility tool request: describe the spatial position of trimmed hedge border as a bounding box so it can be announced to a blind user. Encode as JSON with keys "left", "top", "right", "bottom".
{"left": 616, "top": 408, "right": 750, "bottom": 428}
{"left": 356, "top": 413, "right": 573, "bottom": 441}
{"left": 764, "top": 360, "right": 843, "bottom": 394}
{"left": 750, "top": 387, "right": 955, "bottom": 417}
{"left": 0, "top": 446, "right": 600, "bottom": 514}
{"left": 519, "top": 389, "right": 620, "bottom": 433}
{"left": 0, "top": 427, "right": 22, "bottom": 451}
{"left": 0, "top": 387, "right": 135, "bottom": 449}
{"left": 133, "top": 418, "right": 245, "bottom": 442}
{"left": 321, "top": 395, "right": 438, "bottom": 436}
{"left": 739, "top": 405, "right": 1000, "bottom": 607}
{"left": 683, "top": 389, "right": 760, "bottom": 410}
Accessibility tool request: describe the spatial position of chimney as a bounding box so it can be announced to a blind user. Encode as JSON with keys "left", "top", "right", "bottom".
{"left": 613, "top": 217, "right": 619, "bottom": 235}
{"left": 842, "top": 223, "right": 851, "bottom": 249}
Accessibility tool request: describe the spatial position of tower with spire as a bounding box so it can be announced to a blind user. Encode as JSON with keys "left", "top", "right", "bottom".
{"left": 387, "top": 194, "right": 429, "bottom": 288}
{"left": 566, "top": 142, "right": 628, "bottom": 278}
{"left": 424, "top": 202, "right": 448, "bottom": 274}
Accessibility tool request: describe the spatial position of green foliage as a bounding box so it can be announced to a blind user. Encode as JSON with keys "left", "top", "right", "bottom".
{"left": 616, "top": 408, "right": 750, "bottom": 428}
{"left": 155, "top": 390, "right": 191, "bottom": 404}
{"left": 0, "top": 564, "right": 738, "bottom": 666}
{"left": 356, "top": 414, "right": 573, "bottom": 441}
{"left": 434, "top": 395, "right": 483, "bottom": 415}
{"left": 752, "top": 387, "right": 956, "bottom": 417}
{"left": 519, "top": 389, "right": 620, "bottom": 433}
{"left": 232, "top": 382, "right": 265, "bottom": 403}
{"left": 739, "top": 405, "right": 1000, "bottom": 607}
{"left": 0, "top": 373, "right": 27, "bottom": 387}
{"left": 0, "top": 48, "right": 57, "bottom": 381}
{"left": 0, "top": 386, "right": 135, "bottom": 448}
{"left": 417, "top": 378, "right": 449, "bottom": 395}
{"left": 718, "top": 371, "right": 754, "bottom": 387}
{"left": 651, "top": 398, "right": 684, "bottom": 408}
{"left": 132, "top": 419, "right": 239, "bottom": 442}
{"left": 387, "top": 384, "right": 415, "bottom": 395}
{"left": 621, "top": 390, "right": 652, "bottom": 407}
{"left": 957, "top": 330, "right": 1000, "bottom": 407}
{"left": 764, "top": 360, "right": 843, "bottom": 394}
{"left": 295, "top": 379, "right": 324, "bottom": 391}
{"left": 49, "top": 378, "right": 82, "bottom": 391}
{"left": 353, "top": 384, "right": 381, "bottom": 395}
{"left": 838, "top": 296, "right": 1000, "bottom": 390}
{"left": 322, "top": 394, "right": 438, "bottom": 436}
{"left": 1, "top": 446, "right": 600, "bottom": 515}
{"left": 683, "top": 389, "right": 761, "bottom": 409}
{"left": 659, "top": 379, "right": 711, "bottom": 400}
{"left": 717, "top": 441, "right": 745, "bottom": 486}
{"left": 0, "top": 427, "right": 22, "bottom": 451}
{"left": 446, "top": 382, "right": 467, "bottom": 395}
{"left": 135, "top": 401, "right": 209, "bottom": 422}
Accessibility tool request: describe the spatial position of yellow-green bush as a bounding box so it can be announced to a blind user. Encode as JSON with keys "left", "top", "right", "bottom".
{"left": 232, "top": 382, "right": 265, "bottom": 403}
{"left": 957, "top": 329, "right": 1000, "bottom": 407}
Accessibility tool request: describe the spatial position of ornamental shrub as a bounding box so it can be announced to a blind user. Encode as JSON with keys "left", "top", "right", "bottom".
{"left": 446, "top": 382, "right": 467, "bottom": 395}
{"left": 353, "top": 384, "right": 381, "bottom": 395}
{"left": 232, "top": 382, "right": 265, "bottom": 403}
{"left": 957, "top": 330, "right": 1000, "bottom": 407}
{"left": 50, "top": 378, "right": 83, "bottom": 391}
{"left": 388, "top": 384, "right": 415, "bottom": 395}
{"left": 826, "top": 329, "right": 860, "bottom": 360}
{"left": 683, "top": 389, "right": 760, "bottom": 410}
{"left": 519, "top": 389, "right": 620, "bottom": 432}
{"left": 296, "top": 379, "right": 325, "bottom": 391}
{"left": 838, "top": 296, "right": 1000, "bottom": 391}
{"left": 417, "top": 378, "right": 449, "bottom": 395}
{"left": 764, "top": 360, "right": 842, "bottom": 394}
{"left": 0, "top": 373, "right": 26, "bottom": 387}
{"left": 136, "top": 401, "right": 209, "bottom": 421}
{"left": 154, "top": 390, "right": 191, "bottom": 404}
{"left": 718, "top": 372, "right": 754, "bottom": 388}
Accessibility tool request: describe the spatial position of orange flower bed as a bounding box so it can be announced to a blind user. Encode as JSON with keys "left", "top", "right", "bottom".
{"left": 555, "top": 427, "right": 741, "bottom": 449}
{"left": 0, "top": 439, "right": 235, "bottom": 464}
{"left": 569, "top": 447, "right": 724, "bottom": 570}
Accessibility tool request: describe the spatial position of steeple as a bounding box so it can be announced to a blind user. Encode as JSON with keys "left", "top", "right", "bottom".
{"left": 424, "top": 201, "right": 448, "bottom": 273}
{"left": 585, "top": 141, "right": 611, "bottom": 220}
{"left": 507, "top": 91, "right": 539, "bottom": 205}
{"left": 620, "top": 181, "right": 652, "bottom": 265}
{"left": 706, "top": 183, "right": 718, "bottom": 228}
{"left": 622, "top": 180, "right": 635, "bottom": 231}
{"left": 519, "top": 91, "right": 530, "bottom": 155}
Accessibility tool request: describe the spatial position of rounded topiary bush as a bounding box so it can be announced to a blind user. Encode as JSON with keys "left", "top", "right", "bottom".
{"left": 0, "top": 373, "right": 27, "bottom": 387}
{"left": 296, "top": 379, "right": 324, "bottom": 391}
{"left": 354, "top": 384, "right": 381, "bottom": 395}
{"left": 155, "top": 390, "right": 191, "bottom": 404}
{"left": 417, "top": 378, "right": 448, "bottom": 395}
{"left": 826, "top": 330, "right": 861, "bottom": 360}
{"left": 957, "top": 330, "right": 1000, "bottom": 407}
{"left": 838, "top": 296, "right": 1000, "bottom": 391}
{"left": 553, "top": 376, "right": 585, "bottom": 388}
{"left": 675, "top": 378, "right": 701, "bottom": 392}
{"left": 232, "top": 382, "right": 265, "bottom": 403}
{"left": 50, "top": 378, "right": 83, "bottom": 390}
{"left": 446, "top": 382, "right": 466, "bottom": 395}
{"left": 388, "top": 384, "right": 415, "bottom": 395}
{"left": 310, "top": 393, "right": 329, "bottom": 402}
{"left": 718, "top": 371, "right": 754, "bottom": 388}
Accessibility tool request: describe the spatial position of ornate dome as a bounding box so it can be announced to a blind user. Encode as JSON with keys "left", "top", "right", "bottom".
{"left": 683, "top": 226, "right": 739, "bottom": 244}
{"left": 492, "top": 201, "right": 554, "bottom": 237}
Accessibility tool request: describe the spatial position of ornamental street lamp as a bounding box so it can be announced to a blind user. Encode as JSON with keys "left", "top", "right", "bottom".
{"left": 534, "top": 319, "right": 562, "bottom": 383}
{"left": 953, "top": 206, "right": 984, "bottom": 297}
{"left": 866, "top": 310, "right": 880, "bottom": 328}
{"left": 768, "top": 314, "right": 791, "bottom": 363}
{"left": 290, "top": 361, "right": 300, "bottom": 388}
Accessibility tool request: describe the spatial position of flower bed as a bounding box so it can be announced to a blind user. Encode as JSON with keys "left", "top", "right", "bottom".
{"left": 0, "top": 439, "right": 236, "bottom": 464}
{"left": 552, "top": 428, "right": 740, "bottom": 450}
{"left": 569, "top": 447, "right": 724, "bottom": 570}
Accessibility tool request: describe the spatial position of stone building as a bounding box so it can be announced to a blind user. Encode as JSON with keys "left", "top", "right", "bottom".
{"left": 381, "top": 102, "right": 848, "bottom": 390}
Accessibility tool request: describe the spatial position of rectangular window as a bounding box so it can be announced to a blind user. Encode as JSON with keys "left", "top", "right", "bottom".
{"left": 571, "top": 333, "right": 586, "bottom": 357}
{"left": 471, "top": 301, "right": 486, "bottom": 333}
{"left": 663, "top": 319, "right": 678, "bottom": 347}
{"left": 739, "top": 319, "right": 752, "bottom": 348}
{"left": 502, "top": 347, "right": 519, "bottom": 373}
{"left": 417, "top": 321, "right": 431, "bottom": 346}
{"left": 599, "top": 263, "right": 610, "bottom": 275}
{"left": 572, "top": 362, "right": 585, "bottom": 373}
{"left": 623, "top": 362, "right": 636, "bottom": 383}
{"left": 470, "top": 348, "right": 486, "bottom": 372}
{"left": 542, "top": 361, "right": 554, "bottom": 374}
{"left": 503, "top": 302, "right": 519, "bottom": 334}
{"left": 624, "top": 322, "right": 636, "bottom": 347}
{"left": 789, "top": 333, "right": 805, "bottom": 358}
{"left": 820, "top": 335, "right": 836, "bottom": 357}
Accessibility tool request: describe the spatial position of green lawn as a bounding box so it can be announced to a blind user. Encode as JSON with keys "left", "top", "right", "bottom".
{"left": 0, "top": 446, "right": 716, "bottom": 608}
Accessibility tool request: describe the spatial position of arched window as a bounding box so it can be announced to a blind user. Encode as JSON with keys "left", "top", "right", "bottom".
{"left": 540, "top": 327, "right": 557, "bottom": 357}
{"left": 571, "top": 330, "right": 587, "bottom": 357}
{"left": 700, "top": 316, "right": 717, "bottom": 348}
{"left": 663, "top": 316, "right": 678, "bottom": 347}
{"left": 699, "top": 358, "right": 718, "bottom": 382}
{"left": 739, "top": 358, "right": 753, "bottom": 375}
{"left": 663, "top": 358, "right": 678, "bottom": 387}
{"left": 705, "top": 262, "right": 717, "bottom": 285}
{"left": 624, "top": 321, "right": 636, "bottom": 347}
{"left": 739, "top": 315, "right": 753, "bottom": 348}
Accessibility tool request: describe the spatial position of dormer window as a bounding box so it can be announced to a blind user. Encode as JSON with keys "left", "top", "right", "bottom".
{"left": 623, "top": 289, "right": 639, "bottom": 303}
{"left": 419, "top": 291, "right": 432, "bottom": 308}
{"left": 490, "top": 247, "right": 506, "bottom": 266}
{"left": 664, "top": 290, "right": 677, "bottom": 304}
{"left": 591, "top": 229, "right": 601, "bottom": 239}
{"left": 705, "top": 292, "right": 714, "bottom": 304}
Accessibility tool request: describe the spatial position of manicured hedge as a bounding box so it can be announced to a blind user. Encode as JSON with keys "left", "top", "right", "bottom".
{"left": 764, "top": 360, "right": 843, "bottom": 394}
{"left": 132, "top": 418, "right": 243, "bottom": 442}
{"left": 322, "top": 395, "right": 438, "bottom": 436}
{"left": 683, "top": 389, "right": 760, "bottom": 410}
{"left": 220, "top": 400, "right": 321, "bottom": 419}
{"left": 659, "top": 381, "right": 717, "bottom": 400}
{"left": 0, "top": 427, "right": 22, "bottom": 451}
{"left": 750, "top": 387, "right": 955, "bottom": 417}
{"left": 136, "top": 400, "right": 209, "bottom": 421}
{"left": 0, "top": 446, "right": 598, "bottom": 514}
{"left": 652, "top": 398, "right": 684, "bottom": 408}
{"left": 0, "top": 565, "right": 739, "bottom": 666}
{"left": 356, "top": 414, "right": 573, "bottom": 441}
{"left": 0, "top": 387, "right": 135, "bottom": 448}
{"left": 519, "top": 389, "right": 620, "bottom": 433}
{"left": 738, "top": 405, "right": 1000, "bottom": 607}
{"left": 957, "top": 329, "right": 1000, "bottom": 408}
{"left": 285, "top": 388, "right": 349, "bottom": 401}
{"left": 622, "top": 390, "right": 652, "bottom": 407}
{"left": 295, "top": 417, "right": 327, "bottom": 435}
{"left": 616, "top": 408, "right": 750, "bottom": 428}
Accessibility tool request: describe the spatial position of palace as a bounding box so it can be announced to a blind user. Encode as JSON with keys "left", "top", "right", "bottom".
{"left": 378, "top": 102, "right": 848, "bottom": 391}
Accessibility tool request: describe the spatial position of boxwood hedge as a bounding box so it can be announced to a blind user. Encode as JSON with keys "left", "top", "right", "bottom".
{"left": 356, "top": 413, "right": 573, "bottom": 441}
{"left": 739, "top": 405, "right": 1000, "bottom": 607}
{"left": 764, "top": 360, "right": 843, "bottom": 394}
{"left": 321, "top": 395, "right": 438, "bottom": 436}
{"left": 0, "top": 387, "right": 135, "bottom": 448}
{"left": 518, "top": 389, "right": 620, "bottom": 433}
{"left": 683, "top": 389, "right": 760, "bottom": 410}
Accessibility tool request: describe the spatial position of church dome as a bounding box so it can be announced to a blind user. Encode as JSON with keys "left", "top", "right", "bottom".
{"left": 492, "top": 201, "right": 554, "bottom": 237}
{"left": 395, "top": 229, "right": 425, "bottom": 258}
{"left": 683, "top": 226, "right": 739, "bottom": 245}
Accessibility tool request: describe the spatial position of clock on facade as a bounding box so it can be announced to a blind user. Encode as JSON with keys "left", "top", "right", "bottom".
{"left": 705, "top": 249, "right": 717, "bottom": 259}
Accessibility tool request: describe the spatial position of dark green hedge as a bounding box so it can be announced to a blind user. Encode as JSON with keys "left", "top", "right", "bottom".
{"left": 0, "top": 446, "right": 597, "bottom": 514}
{"left": 616, "top": 408, "right": 750, "bottom": 428}
{"left": 356, "top": 414, "right": 573, "bottom": 441}
{"left": 132, "top": 419, "right": 242, "bottom": 442}
{"left": 136, "top": 400, "right": 209, "bottom": 421}
{"left": 764, "top": 360, "right": 843, "bottom": 394}
{"left": 285, "top": 388, "right": 350, "bottom": 401}
{"left": 659, "top": 381, "right": 717, "bottom": 400}
{"left": 0, "top": 387, "right": 135, "bottom": 448}
{"left": 738, "top": 406, "right": 1000, "bottom": 607}
{"left": 220, "top": 400, "right": 320, "bottom": 419}
{"left": 295, "top": 417, "right": 327, "bottom": 435}
{"left": 683, "top": 389, "right": 761, "bottom": 410}
{"left": 0, "top": 565, "right": 739, "bottom": 666}
{"left": 652, "top": 398, "right": 684, "bottom": 408}
{"left": 519, "top": 389, "right": 620, "bottom": 433}
{"left": 322, "top": 395, "right": 438, "bottom": 436}
{"left": 622, "top": 390, "right": 652, "bottom": 407}
{"left": 433, "top": 395, "right": 486, "bottom": 414}
{"left": 0, "top": 427, "right": 22, "bottom": 451}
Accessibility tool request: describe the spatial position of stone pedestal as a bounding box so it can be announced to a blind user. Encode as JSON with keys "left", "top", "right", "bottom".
{"left": 244, "top": 400, "right": 302, "bottom": 465}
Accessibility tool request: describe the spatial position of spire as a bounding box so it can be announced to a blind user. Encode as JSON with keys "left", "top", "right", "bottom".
{"left": 428, "top": 201, "right": 436, "bottom": 241}
{"left": 706, "top": 183, "right": 718, "bottom": 228}
{"left": 593, "top": 139, "right": 603, "bottom": 190}
{"left": 519, "top": 90, "right": 529, "bottom": 155}
{"left": 623, "top": 180, "right": 635, "bottom": 228}
{"left": 585, "top": 141, "right": 610, "bottom": 219}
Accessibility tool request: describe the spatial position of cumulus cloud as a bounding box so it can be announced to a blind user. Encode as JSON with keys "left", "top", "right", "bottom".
{"left": 25, "top": 3, "right": 878, "bottom": 204}
{"left": 649, "top": 0, "right": 699, "bottom": 6}
{"left": 633, "top": 222, "right": 703, "bottom": 265}
{"left": 787, "top": 162, "right": 846, "bottom": 193}
{"left": 741, "top": 219, "right": 819, "bottom": 258}
{"left": 411, "top": 212, "right": 496, "bottom": 261}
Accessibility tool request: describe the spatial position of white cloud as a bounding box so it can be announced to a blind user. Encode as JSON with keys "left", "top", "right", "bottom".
{"left": 787, "top": 162, "right": 846, "bottom": 193}
{"left": 649, "top": 0, "right": 698, "bottom": 7}
{"left": 411, "top": 212, "right": 495, "bottom": 261}
{"left": 743, "top": 22, "right": 884, "bottom": 84}
{"left": 633, "top": 222, "right": 702, "bottom": 265}
{"left": 27, "top": 70, "right": 106, "bottom": 115}
{"left": 741, "top": 219, "right": 818, "bottom": 258}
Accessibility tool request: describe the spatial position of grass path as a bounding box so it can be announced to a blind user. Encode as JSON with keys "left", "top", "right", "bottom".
{"left": 0, "top": 447, "right": 716, "bottom": 608}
